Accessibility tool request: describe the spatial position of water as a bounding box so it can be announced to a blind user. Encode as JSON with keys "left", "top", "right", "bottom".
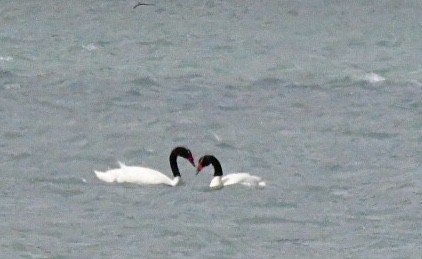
{"left": 1, "top": 1, "right": 421, "bottom": 258}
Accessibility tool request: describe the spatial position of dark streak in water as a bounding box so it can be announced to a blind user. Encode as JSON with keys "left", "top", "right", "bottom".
{"left": 235, "top": 216, "right": 332, "bottom": 227}
{"left": 133, "top": 2, "right": 154, "bottom": 9}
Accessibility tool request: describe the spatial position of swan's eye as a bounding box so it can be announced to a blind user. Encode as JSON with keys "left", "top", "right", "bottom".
{"left": 187, "top": 152, "right": 193, "bottom": 159}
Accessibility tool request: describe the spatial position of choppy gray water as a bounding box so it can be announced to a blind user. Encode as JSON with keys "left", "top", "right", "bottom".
{"left": 1, "top": 1, "right": 421, "bottom": 258}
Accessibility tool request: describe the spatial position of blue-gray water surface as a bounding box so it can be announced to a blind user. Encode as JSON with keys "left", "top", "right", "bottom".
{"left": 1, "top": 1, "right": 421, "bottom": 258}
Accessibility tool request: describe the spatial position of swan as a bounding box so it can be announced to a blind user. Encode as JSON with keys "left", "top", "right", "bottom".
{"left": 94, "top": 147, "right": 195, "bottom": 186}
{"left": 196, "top": 155, "right": 266, "bottom": 189}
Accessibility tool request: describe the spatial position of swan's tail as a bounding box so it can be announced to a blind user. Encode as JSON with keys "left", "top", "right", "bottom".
{"left": 94, "top": 162, "right": 126, "bottom": 183}
{"left": 238, "top": 175, "right": 266, "bottom": 188}
{"left": 94, "top": 170, "right": 119, "bottom": 183}
{"left": 258, "top": 181, "right": 266, "bottom": 188}
{"left": 248, "top": 175, "right": 266, "bottom": 188}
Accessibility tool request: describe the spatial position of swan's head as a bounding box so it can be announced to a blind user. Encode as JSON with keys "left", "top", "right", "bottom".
{"left": 174, "top": 146, "right": 195, "bottom": 167}
{"left": 196, "top": 155, "right": 213, "bottom": 175}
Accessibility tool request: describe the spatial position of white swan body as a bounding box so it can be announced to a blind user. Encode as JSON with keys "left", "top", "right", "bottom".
{"left": 94, "top": 147, "right": 194, "bottom": 187}
{"left": 197, "top": 155, "right": 266, "bottom": 189}
{"left": 210, "top": 173, "right": 266, "bottom": 188}
{"left": 95, "top": 162, "right": 181, "bottom": 186}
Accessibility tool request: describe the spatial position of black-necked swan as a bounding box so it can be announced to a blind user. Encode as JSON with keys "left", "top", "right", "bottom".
{"left": 94, "top": 147, "right": 195, "bottom": 186}
{"left": 196, "top": 155, "right": 266, "bottom": 188}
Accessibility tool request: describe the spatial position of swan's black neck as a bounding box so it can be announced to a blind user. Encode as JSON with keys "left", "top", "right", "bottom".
{"left": 209, "top": 156, "right": 223, "bottom": 177}
{"left": 169, "top": 151, "right": 181, "bottom": 177}
{"left": 169, "top": 146, "right": 193, "bottom": 177}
